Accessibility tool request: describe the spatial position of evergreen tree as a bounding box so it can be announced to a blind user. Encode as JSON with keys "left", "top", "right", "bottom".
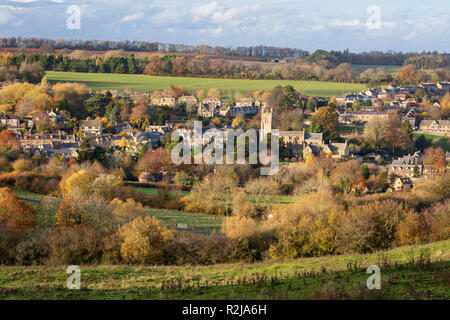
{"left": 78, "top": 138, "right": 93, "bottom": 162}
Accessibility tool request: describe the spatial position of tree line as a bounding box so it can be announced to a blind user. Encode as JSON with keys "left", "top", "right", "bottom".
{"left": 1, "top": 36, "right": 449, "bottom": 66}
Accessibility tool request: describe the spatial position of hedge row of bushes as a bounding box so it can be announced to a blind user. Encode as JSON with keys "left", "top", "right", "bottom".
{"left": 0, "top": 217, "right": 257, "bottom": 266}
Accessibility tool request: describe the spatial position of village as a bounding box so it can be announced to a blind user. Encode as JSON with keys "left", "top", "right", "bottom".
{"left": 0, "top": 79, "right": 449, "bottom": 193}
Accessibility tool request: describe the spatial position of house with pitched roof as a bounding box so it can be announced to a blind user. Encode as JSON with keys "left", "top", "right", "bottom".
{"left": 418, "top": 120, "right": 450, "bottom": 137}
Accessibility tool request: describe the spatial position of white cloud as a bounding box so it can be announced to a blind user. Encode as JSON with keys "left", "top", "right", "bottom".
{"left": 0, "top": 5, "right": 19, "bottom": 25}
{"left": 211, "top": 8, "right": 238, "bottom": 24}
{"left": 331, "top": 19, "right": 361, "bottom": 27}
{"left": 404, "top": 31, "right": 416, "bottom": 40}
{"left": 121, "top": 12, "right": 144, "bottom": 22}
{"left": 192, "top": 1, "right": 219, "bottom": 21}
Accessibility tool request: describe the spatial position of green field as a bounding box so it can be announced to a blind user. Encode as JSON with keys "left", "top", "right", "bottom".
{"left": 46, "top": 71, "right": 367, "bottom": 97}
{"left": 133, "top": 186, "right": 296, "bottom": 205}
{"left": 14, "top": 190, "right": 222, "bottom": 232}
{"left": 413, "top": 133, "right": 450, "bottom": 152}
{"left": 133, "top": 187, "right": 190, "bottom": 198}
{"left": 0, "top": 240, "right": 448, "bottom": 300}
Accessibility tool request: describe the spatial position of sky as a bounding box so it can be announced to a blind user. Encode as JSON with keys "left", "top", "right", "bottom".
{"left": 0, "top": 0, "right": 449, "bottom": 53}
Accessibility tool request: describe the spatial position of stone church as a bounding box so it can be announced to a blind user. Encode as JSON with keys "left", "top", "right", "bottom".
{"left": 260, "top": 107, "right": 349, "bottom": 159}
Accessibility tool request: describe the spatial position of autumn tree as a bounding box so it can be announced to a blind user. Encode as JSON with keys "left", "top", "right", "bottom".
{"left": 423, "top": 147, "right": 446, "bottom": 172}
{"left": 0, "top": 187, "right": 37, "bottom": 232}
{"left": 188, "top": 165, "right": 239, "bottom": 215}
{"left": 0, "top": 130, "right": 20, "bottom": 152}
{"left": 397, "top": 64, "right": 428, "bottom": 84}
{"left": 311, "top": 106, "right": 339, "bottom": 141}
{"left": 171, "top": 56, "right": 189, "bottom": 76}
{"left": 119, "top": 216, "right": 174, "bottom": 264}
{"left": 440, "top": 93, "right": 450, "bottom": 119}
{"left": 136, "top": 148, "right": 171, "bottom": 174}
{"left": 18, "top": 62, "right": 45, "bottom": 84}
{"left": 207, "top": 88, "right": 223, "bottom": 98}
{"left": 129, "top": 104, "right": 151, "bottom": 128}
{"left": 382, "top": 117, "right": 414, "bottom": 155}
{"left": 52, "top": 82, "right": 90, "bottom": 118}
{"left": 144, "top": 55, "right": 162, "bottom": 75}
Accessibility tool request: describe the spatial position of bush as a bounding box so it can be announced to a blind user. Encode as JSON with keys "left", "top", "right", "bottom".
{"left": 0, "top": 187, "right": 37, "bottom": 232}
{"left": 245, "top": 178, "right": 280, "bottom": 195}
{"left": 166, "top": 232, "right": 256, "bottom": 265}
{"left": 110, "top": 198, "right": 145, "bottom": 224}
{"left": 339, "top": 200, "right": 410, "bottom": 253}
{"left": 0, "top": 226, "right": 24, "bottom": 265}
{"left": 425, "top": 201, "right": 450, "bottom": 242}
{"left": 101, "top": 232, "right": 122, "bottom": 264}
{"left": 55, "top": 195, "right": 113, "bottom": 228}
{"left": 15, "top": 231, "right": 50, "bottom": 265}
{"left": 232, "top": 191, "right": 258, "bottom": 218}
{"left": 12, "top": 159, "right": 33, "bottom": 172}
{"left": 268, "top": 207, "right": 342, "bottom": 259}
{"left": 46, "top": 226, "right": 106, "bottom": 265}
{"left": 221, "top": 215, "right": 258, "bottom": 239}
{"left": 173, "top": 171, "right": 192, "bottom": 187}
{"left": 119, "top": 216, "right": 174, "bottom": 265}
{"left": 397, "top": 212, "right": 431, "bottom": 246}
{"left": 411, "top": 173, "right": 450, "bottom": 208}
{"left": 0, "top": 155, "right": 11, "bottom": 172}
{"left": 14, "top": 173, "right": 59, "bottom": 194}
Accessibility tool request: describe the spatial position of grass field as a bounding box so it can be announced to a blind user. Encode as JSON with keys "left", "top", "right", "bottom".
{"left": 133, "top": 187, "right": 190, "bottom": 198}
{"left": 15, "top": 188, "right": 296, "bottom": 233}
{"left": 46, "top": 71, "right": 368, "bottom": 97}
{"left": 0, "top": 240, "right": 448, "bottom": 300}
{"left": 133, "top": 186, "right": 297, "bottom": 205}
{"left": 413, "top": 133, "right": 450, "bottom": 152}
{"left": 14, "top": 189, "right": 222, "bottom": 232}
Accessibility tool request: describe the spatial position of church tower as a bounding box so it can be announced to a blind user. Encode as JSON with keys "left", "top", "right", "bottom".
{"left": 261, "top": 104, "right": 273, "bottom": 139}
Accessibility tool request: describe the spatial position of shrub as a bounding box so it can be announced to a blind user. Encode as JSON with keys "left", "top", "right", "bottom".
{"left": 221, "top": 215, "right": 258, "bottom": 239}
{"left": 232, "top": 191, "right": 258, "bottom": 218}
{"left": 0, "top": 155, "right": 11, "bottom": 172}
{"left": 55, "top": 195, "right": 113, "bottom": 228}
{"left": 101, "top": 232, "right": 122, "bottom": 264}
{"left": 245, "top": 178, "right": 280, "bottom": 195}
{"left": 268, "top": 207, "right": 342, "bottom": 259}
{"left": 11, "top": 158, "right": 33, "bottom": 172}
{"left": 424, "top": 201, "right": 450, "bottom": 242}
{"left": 166, "top": 232, "right": 256, "bottom": 265}
{"left": 411, "top": 173, "right": 450, "bottom": 208}
{"left": 15, "top": 231, "right": 50, "bottom": 265}
{"left": 339, "top": 200, "right": 411, "bottom": 253}
{"left": 0, "top": 172, "right": 17, "bottom": 186}
{"left": 43, "top": 157, "right": 66, "bottom": 178}
{"left": 90, "top": 173, "right": 123, "bottom": 200}
{"left": 0, "top": 187, "right": 37, "bottom": 232}
{"left": 397, "top": 212, "right": 431, "bottom": 246}
{"left": 46, "top": 226, "right": 106, "bottom": 265}
{"left": 265, "top": 189, "right": 337, "bottom": 228}
{"left": 110, "top": 198, "right": 145, "bottom": 224}
{"left": 14, "top": 173, "right": 59, "bottom": 194}
{"left": 119, "top": 216, "right": 174, "bottom": 265}
{"left": 173, "top": 171, "right": 192, "bottom": 187}
{"left": 0, "top": 226, "right": 24, "bottom": 265}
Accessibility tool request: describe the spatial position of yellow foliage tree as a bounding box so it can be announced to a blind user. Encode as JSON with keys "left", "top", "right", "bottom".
{"left": 119, "top": 216, "right": 174, "bottom": 264}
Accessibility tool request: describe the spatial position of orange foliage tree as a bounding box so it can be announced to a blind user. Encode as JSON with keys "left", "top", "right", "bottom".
{"left": 0, "top": 130, "right": 20, "bottom": 152}
{"left": 55, "top": 196, "right": 90, "bottom": 228}
{"left": 0, "top": 187, "right": 36, "bottom": 232}
{"left": 423, "top": 147, "right": 446, "bottom": 172}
